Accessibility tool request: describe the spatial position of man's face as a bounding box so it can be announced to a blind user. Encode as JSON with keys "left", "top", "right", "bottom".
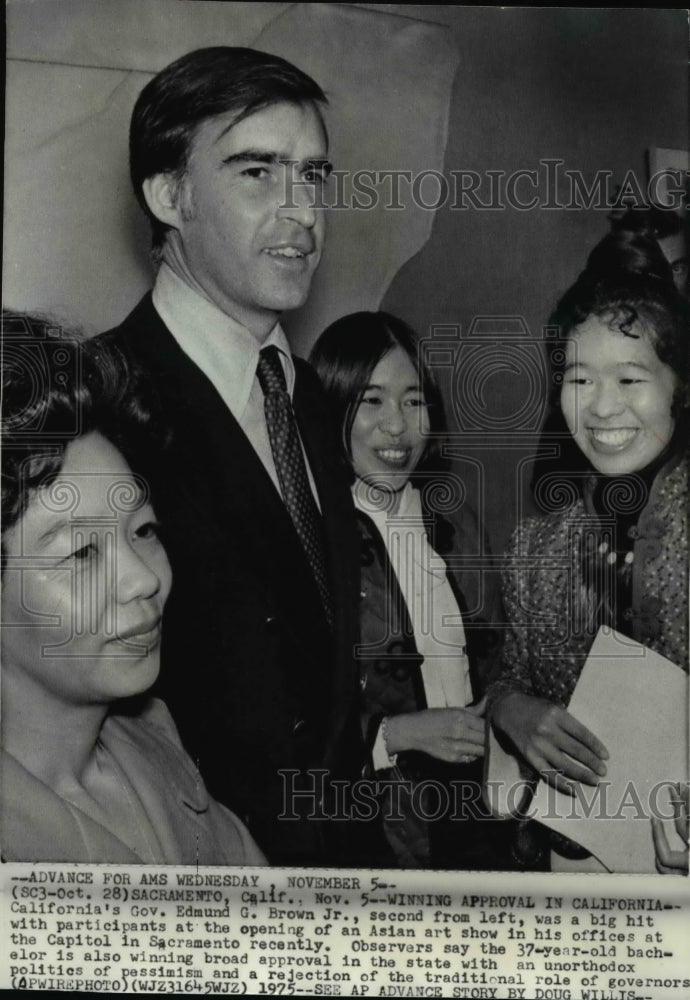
{"left": 658, "top": 231, "right": 688, "bottom": 296}
{"left": 165, "top": 101, "right": 329, "bottom": 338}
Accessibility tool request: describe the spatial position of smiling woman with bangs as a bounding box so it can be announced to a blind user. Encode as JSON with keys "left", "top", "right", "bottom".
{"left": 487, "top": 262, "right": 689, "bottom": 873}
{"left": 310, "top": 311, "right": 510, "bottom": 870}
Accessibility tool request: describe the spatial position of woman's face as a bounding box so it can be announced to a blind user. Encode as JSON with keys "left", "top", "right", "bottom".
{"left": 1, "top": 431, "right": 172, "bottom": 706}
{"left": 350, "top": 345, "right": 429, "bottom": 493}
{"left": 560, "top": 315, "right": 678, "bottom": 475}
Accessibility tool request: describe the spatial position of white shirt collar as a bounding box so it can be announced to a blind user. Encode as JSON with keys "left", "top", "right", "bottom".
{"left": 352, "top": 479, "right": 420, "bottom": 525}
{"left": 353, "top": 477, "right": 471, "bottom": 712}
{"left": 152, "top": 262, "right": 295, "bottom": 420}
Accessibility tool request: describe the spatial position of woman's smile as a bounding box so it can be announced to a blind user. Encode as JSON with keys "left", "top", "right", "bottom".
{"left": 373, "top": 446, "right": 413, "bottom": 467}
{"left": 560, "top": 316, "right": 677, "bottom": 475}
{"left": 587, "top": 426, "right": 639, "bottom": 452}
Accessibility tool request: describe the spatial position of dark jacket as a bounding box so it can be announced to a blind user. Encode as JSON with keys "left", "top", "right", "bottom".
{"left": 97, "top": 296, "right": 365, "bottom": 865}
{"left": 355, "top": 500, "right": 512, "bottom": 870}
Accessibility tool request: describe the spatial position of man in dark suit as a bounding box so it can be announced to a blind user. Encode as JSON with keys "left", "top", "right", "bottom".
{"left": 97, "top": 47, "right": 366, "bottom": 865}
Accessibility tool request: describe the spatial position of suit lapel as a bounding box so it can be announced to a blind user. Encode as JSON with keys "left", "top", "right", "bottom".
{"left": 114, "top": 298, "right": 333, "bottom": 655}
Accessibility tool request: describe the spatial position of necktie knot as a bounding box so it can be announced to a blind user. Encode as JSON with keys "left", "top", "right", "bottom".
{"left": 257, "top": 345, "right": 288, "bottom": 397}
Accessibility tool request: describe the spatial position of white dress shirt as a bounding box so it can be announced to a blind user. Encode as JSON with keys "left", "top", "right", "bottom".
{"left": 353, "top": 480, "right": 473, "bottom": 769}
{"left": 152, "top": 262, "right": 319, "bottom": 504}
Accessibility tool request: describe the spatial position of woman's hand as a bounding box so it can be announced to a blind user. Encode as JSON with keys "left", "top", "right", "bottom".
{"left": 651, "top": 783, "right": 689, "bottom": 874}
{"left": 385, "top": 706, "right": 485, "bottom": 764}
{"left": 491, "top": 691, "right": 609, "bottom": 795}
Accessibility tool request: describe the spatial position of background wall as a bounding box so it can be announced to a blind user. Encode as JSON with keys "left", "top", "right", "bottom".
{"left": 4, "top": 3, "right": 688, "bottom": 555}
{"left": 377, "top": 5, "right": 689, "bottom": 551}
{"left": 4, "top": 0, "right": 458, "bottom": 351}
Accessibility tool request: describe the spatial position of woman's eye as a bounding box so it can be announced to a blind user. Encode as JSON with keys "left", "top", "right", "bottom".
{"left": 135, "top": 521, "right": 161, "bottom": 541}
{"left": 566, "top": 377, "right": 589, "bottom": 385}
{"left": 620, "top": 378, "right": 644, "bottom": 385}
{"left": 405, "top": 397, "right": 427, "bottom": 408}
{"left": 362, "top": 395, "right": 381, "bottom": 405}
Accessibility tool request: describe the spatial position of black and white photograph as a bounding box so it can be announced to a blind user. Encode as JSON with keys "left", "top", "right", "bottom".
{"left": 2, "top": 2, "right": 689, "bottom": 995}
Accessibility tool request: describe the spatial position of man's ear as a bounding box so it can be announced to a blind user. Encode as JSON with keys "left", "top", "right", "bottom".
{"left": 142, "top": 173, "right": 185, "bottom": 229}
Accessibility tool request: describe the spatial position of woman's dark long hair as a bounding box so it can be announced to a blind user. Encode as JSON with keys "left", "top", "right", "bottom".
{"left": 309, "top": 310, "right": 448, "bottom": 478}
{"left": 310, "top": 311, "right": 454, "bottom": 548}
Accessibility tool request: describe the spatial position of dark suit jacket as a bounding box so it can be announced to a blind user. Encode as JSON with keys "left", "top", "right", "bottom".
{"left": 98, "top": 295, "right": 364, "bottom": 865}
{"left": 356, "top": 506, "right": 513, "bottom": 871}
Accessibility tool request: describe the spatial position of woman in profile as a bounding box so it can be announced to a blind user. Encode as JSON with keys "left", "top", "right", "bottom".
{"left": 1, "top": 314, "right": 265, "bottom": 865}
{"left": 310, "top": 311, "right": 509, "bottom": 869}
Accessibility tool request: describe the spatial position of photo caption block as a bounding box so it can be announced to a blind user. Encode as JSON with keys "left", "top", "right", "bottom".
{"left": 1, "top": 865, "right": 688, "bottom": 998}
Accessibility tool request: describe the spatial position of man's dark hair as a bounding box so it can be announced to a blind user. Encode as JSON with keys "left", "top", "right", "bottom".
{"left": 129, "top": 46, "right": 328, "bottom": 254}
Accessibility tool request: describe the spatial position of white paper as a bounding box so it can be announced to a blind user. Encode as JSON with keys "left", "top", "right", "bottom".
{"left": 528, "top": 628, "right": 688, "bottom": 873}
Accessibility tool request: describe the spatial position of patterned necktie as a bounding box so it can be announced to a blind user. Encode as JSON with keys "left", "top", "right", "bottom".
{"left": 256, "top": 345, "right": 334, "bottom": 627}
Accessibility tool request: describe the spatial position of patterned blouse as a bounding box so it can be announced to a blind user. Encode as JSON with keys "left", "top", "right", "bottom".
{"left": 489, "top": 453, "right": 688, "bottom": 712}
